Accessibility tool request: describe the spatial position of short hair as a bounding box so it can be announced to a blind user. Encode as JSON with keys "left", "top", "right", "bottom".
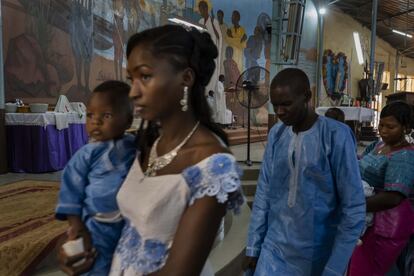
{"left": 199, "top": 0, "right": 208, "bottom": 9}
{"left": 325, "top": 107, "right": 345, "bottom": 123}
{"left": 232, "top": 10, "right": 240, "bottom": 18}
{"left": 380, "top": 101, "right": 413, "bottom": 128}
{"left": 219, "top": 74, "right": 225, "bottom": 81}
{"left": 217, "top": 9, "right": 224, "bottom": 15}
{"left": 91, "top": 80, "right": 133, "bottom": 119}
{"left": 270, "top": 68, "right": 311, "bottom": 96}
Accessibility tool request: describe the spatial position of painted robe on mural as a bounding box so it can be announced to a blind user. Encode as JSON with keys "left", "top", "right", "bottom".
{"left": 199, "top": 16, "right": 222, "bottom": 95}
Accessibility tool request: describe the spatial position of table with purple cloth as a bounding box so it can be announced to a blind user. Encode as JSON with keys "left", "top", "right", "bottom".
{"left": 5, "top": 112, "right": 88, "bottom": 173}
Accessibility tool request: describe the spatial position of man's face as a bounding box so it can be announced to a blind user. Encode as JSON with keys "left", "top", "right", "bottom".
{"left": 199, "top": 2, "right": 208, "bottom": 18}
{"left": 232, "top": 11, "right": 240, "bottom": 25}
{"left": 270, "top": 85, "right": 308, "bottom": 126}
{"left": 217, "top": 11, "right": 224, "bottom": 23}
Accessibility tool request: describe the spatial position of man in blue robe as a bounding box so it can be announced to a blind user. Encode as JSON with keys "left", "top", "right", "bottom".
{"left": 244, "top": 68, "right": 365, "bottom": 275}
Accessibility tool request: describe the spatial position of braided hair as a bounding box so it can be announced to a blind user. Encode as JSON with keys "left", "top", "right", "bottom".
{"left": 126, "top": 25, "right": 228, "bottom": 151}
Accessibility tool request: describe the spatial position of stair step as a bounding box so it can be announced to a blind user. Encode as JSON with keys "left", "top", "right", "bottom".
{"left": 359, "top": 136, "right": 379, "bottom": 141}
{"left": 225, "top": 127, "right": 268, "bottom": 139}
{"left": 229, "top": 135, "right": 267, "bottom": 146}
{"left": 242, "top": 180, "right": 257, "bottom": 196}
{"left": 246, "top": 196, "right": 255, "bottom": 209}
{"left": 361, "top": 126, "right": 375, "bottom": 131}
{"left": 240, "top": 168, "right": 260, "bottom": 181}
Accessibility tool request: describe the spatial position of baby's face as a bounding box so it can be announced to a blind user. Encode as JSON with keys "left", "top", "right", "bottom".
{"left": 86, "top": 94, "right": 129, "bottom": 142}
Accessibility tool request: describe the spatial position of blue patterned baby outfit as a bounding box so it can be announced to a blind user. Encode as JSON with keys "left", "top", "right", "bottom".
{"left": 56, "top": 134, "right": 136, "bottom": 275}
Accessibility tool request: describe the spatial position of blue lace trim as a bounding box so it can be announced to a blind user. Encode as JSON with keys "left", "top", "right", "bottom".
{"left": 182, "top": 153, "right": 244, "bottom": 214}
{"left": 115, "top": 220, "right": 169, "bottom": 274}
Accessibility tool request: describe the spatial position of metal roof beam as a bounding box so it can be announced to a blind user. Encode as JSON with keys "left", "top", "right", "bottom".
{"left": 377, "top": 8, "right": 414, "bottom": 23}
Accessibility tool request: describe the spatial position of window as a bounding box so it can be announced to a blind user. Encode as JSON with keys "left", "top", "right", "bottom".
{"left": 406, "top": 75, "right": 414, "bottom": 92}
{"left": 397, "top": 73, "right": 406, "bottom": 91}
{"left": 382, "top": 71, "right": 390, "bottom": 87}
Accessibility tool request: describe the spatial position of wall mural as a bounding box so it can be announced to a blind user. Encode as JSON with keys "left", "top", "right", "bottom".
{"left": 1, "top": 0, "right": 318, "bottom": 124}
{"left": 3, "top": 0, "right": 273, "bottom": 106}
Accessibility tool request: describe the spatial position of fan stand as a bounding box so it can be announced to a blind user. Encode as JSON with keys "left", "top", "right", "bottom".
{"left": 246, "top": 86, "right": 253, "bottom": 166}
{"left": 236, "top": 66, "right": 270, "bottom": 166}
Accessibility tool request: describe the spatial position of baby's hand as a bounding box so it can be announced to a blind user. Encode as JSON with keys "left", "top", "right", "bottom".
{"left": 59, "top": 226, "right": 96, "bottom": 275}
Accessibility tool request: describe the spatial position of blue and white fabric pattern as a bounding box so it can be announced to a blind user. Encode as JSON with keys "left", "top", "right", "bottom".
{"left": 183, "top": 154, "right": 244, "bottom": 213}
{"left": 246, "top": 117, "right": 365, "bottom": 276}
{"left": 56, "top": 134, "right": 136, "bottom": 275}
{"left": 110, "top": 153, "right": 244, "bottom": 276}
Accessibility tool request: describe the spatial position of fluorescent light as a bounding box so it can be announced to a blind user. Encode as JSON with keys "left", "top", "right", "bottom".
{"left": 168, "top": 17, "right": 206, "bottom": 32}
{"left": 319, "top": 7, "right": 327, "bottom": 15}
{"left": 353, "top": 32, "right": 364, "bottom": 65}
{"left": 392, "top": 29, "right": 413, "bottom": 38}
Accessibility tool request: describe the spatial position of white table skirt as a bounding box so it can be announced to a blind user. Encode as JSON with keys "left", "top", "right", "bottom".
{"left": 5, "top": 112, "right": 86, "bottom": 130}
{"left": 315, "top": 107, "right": 375, "bottom": 122}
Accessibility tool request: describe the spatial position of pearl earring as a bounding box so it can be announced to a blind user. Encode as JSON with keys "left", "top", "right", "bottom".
{"left": 180, "top": 86, "right": 188, "bottom": 112}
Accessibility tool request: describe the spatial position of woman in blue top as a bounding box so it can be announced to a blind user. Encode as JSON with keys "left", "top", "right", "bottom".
{"left": 348, "top": 101, "right": 414, "bottom": 275}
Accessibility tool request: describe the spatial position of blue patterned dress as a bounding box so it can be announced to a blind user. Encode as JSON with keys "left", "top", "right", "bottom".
{"left": 109, "top": 153, "right": 244, "bottom": 276}
{"left": 359, "top": 141, "right": 414, "bottom": 197}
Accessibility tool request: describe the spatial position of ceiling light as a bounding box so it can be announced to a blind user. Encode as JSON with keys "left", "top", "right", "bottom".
{"left": 168, "top": 17, "right": 206, "bottom": 32}
{"left": 353, "top": 32, "right": 364, "bottom": 65}
{"left": 392, "top": 29, "right": 413, "bottom": 38}
{"left": 319, "top": 7, "right": 327, "bottom": 15}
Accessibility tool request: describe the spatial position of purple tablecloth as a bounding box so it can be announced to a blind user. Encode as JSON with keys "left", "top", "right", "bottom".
{"left": 6, "top": 124, "right": 88, "bottom": 173}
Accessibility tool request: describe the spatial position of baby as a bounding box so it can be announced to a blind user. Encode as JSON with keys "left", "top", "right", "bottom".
{"left": 56, "top": 80, "right": 136, "bottom": 275}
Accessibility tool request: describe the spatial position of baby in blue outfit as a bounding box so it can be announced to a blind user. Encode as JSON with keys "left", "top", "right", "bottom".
{"left": 56, "top": 80, "right": 136, "bottom": 275}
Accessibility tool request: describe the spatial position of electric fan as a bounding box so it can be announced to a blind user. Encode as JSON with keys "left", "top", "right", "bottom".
{"left": 235, "top": 66, "right": 270, "bottom": 166}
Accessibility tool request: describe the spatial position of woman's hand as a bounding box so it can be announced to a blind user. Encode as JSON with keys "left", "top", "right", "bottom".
{"left": 242, "top": 256, "right": 258, "bottom": 272}
{"left": 366, "top": 191, "right": 405, "bottom": 212}
{"left": 58, "top": 247, "right": 97, "bottom": 276}
{"left": 58, "top": 217, "right": 96, "bottom": 275}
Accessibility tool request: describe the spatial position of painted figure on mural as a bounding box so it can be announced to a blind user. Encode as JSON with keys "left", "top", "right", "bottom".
{"left": 70, "top": 0, "right": 94, "bottom": 93}
{"left": 226, "top": 10, "right": 247, "bottom": 73}
{"left": 4, "top": 1, "right": 73, "bottom": 98}
{"left": 125, "top": 0, "right": 142, "bottom": 42}
{"left": 217, "top": 9, "right": 228, "bottom": 75}
{"left": 223, "top": 46, "right": 240, "bottom": 89}
{"left": 198, "top": 0, "right": 221, "bottom": 95}
{"left": 138, "top": 0, "right": 157, "bottom": 28}
{"left": 112, "top": 0, "right": 125, "bottom": 81}
{"left": 257, "top": 13, "right": 272, "bottom": 83}
{"left": 245, "top": 26, "right": 263, "bottom": 70}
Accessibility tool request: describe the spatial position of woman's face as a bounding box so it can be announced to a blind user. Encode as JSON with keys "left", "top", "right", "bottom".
{"left": 378, "top": 116, "right": 405, "bottom": 145}
{"left": 127, "top": 44, "right": 185, "bottom": 121}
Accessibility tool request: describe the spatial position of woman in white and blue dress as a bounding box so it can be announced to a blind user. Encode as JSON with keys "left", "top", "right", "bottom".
{"left": 109, "top": 25, "right": 244, "bottom": 275}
